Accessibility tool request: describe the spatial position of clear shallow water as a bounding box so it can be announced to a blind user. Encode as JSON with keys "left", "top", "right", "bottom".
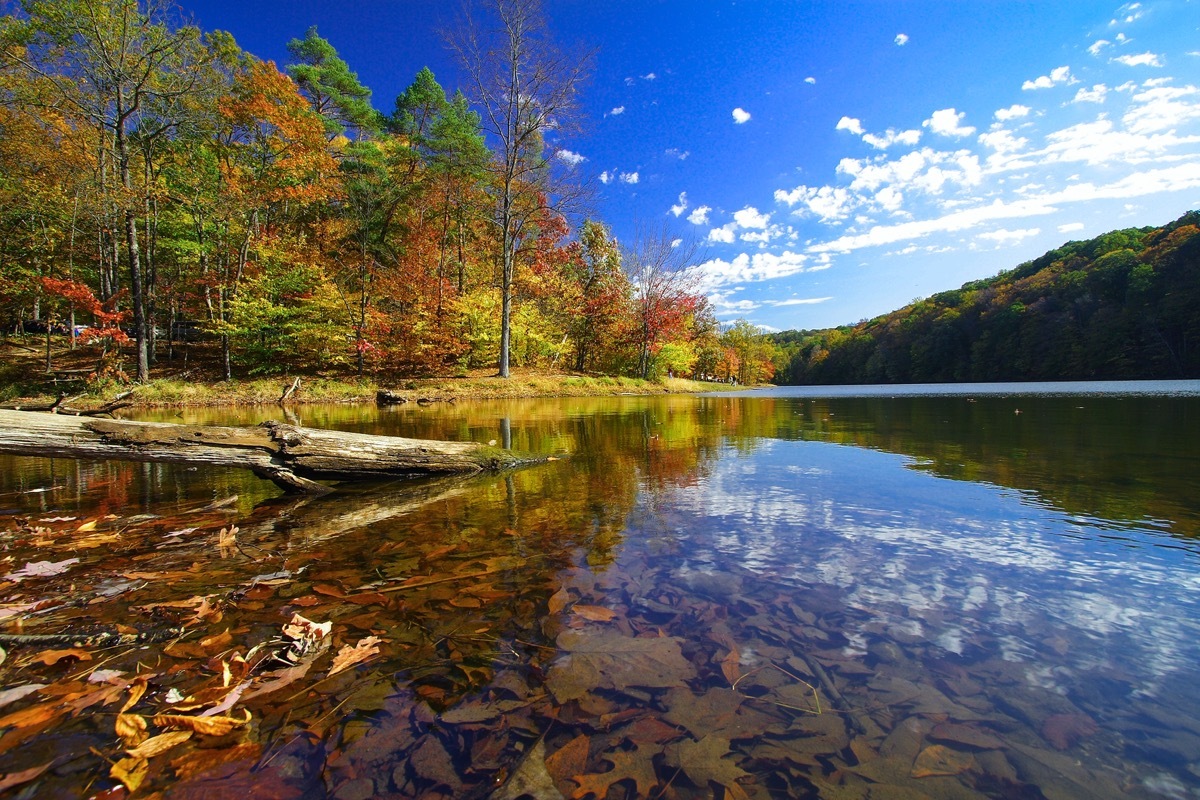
{"left": 0, "top": 384, "right": 1198, "bottom": 798}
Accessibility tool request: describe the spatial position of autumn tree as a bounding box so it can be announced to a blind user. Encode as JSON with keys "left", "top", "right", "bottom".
{"left": 446, "top": 0, "right": 593, "bottom": 377}
{"left": 624, "top": 226, "right": 704, "bottom": 380}
{"left": 720, "top": 319, "right": 779, "bottom": 385}
{"left": 3, "top": 0, "right": 210, "bottom": 381}
{"left": 566, "top": 220, "right": 631, "bottom": 372}
{"left": 213, "top": 56, "right": 336, "bottom": 379}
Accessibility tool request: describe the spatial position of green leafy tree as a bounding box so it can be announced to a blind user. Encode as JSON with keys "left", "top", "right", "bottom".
{"left": 286, "top": 26, "right": 378, "bottom": 139}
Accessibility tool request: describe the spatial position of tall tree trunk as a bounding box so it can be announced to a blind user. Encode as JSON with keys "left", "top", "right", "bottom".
{"left": 115, "top": 101, "right": 149, "bottom": 382}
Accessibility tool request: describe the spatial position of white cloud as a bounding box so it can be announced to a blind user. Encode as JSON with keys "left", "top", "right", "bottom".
{"left": 732, "top": 107, "right": 752, "bottom": 124}
{"left": 687, "top": 205, "right": 711, "bottom": 225}
{"left": 670, "top": 238, "right": 682, "bottom": 248}
{"left": 775, "top": 184, "right": 857, "bottom": 222}
{"left": 995, "top": 104, "right": 1031, "bottom": 121}
{"left": 1038, "top": 116, "right": 1200, "bottom": 165}
{"left": 874, "top": 186, "right": 904, "bottom": 213}
{"left": 894, "top": 33, "right": 909, "bottom": 46}
{"left": 810, "top": 164, "right": 1200, "bottom": 255}
{"left": 642, "top": 72, "right": 657, "bottom": 81}
{"left": 1022, "top": 65, "right": 1074, "bottom": 90}
{"left": 670, "top": 192, "right": 688, "bottom": 217}
{"left": 599, "top": 170, "right": 613, "bottom": 184}
{"left": 805, "top": 76, "right": 817, "bottom": 85}
{"left": 1124, "top": 84, "right": 1200, "bottom": 135}
{"left": 836, "top": 116, "right": 865, "bottom": 135}
{"left": 665, "top": 148, "right": 690, "bottom": 160}
{"left": 811, "top": 198, "right": 1058, "bottom": 254}
{"left": 863, "top": 128, "right": 922, "bottom": 149}
{"left": 707, "top": 292, "right": 761, "bottom": 314}
{"left": 708, "top": 224, "right": 737, "bottom": 244}
{"left": 1058, "top": 222, "right": 1086, "bottom": 233}
{"left": 1088, "top": 39, "right": 1112, "bottom": 56}
{"left": 609, "top": 106, "right": 625, "bottom": 116}
{"left": 978, "top": 227, "right": 1041, "bottom": 245}
{"left": 1072, "top": 84, "right": 1108, "bottom": 104}
{"left": 733, "top": 206, "right": 771, "bottom": 229}
{"left": 1113, "top": 52, "right": 1163, "bottom": 67}
{"left": 770, "top": 297, "right": 833, "bottom": 307}
{"left": 1112, "top": 2, "right": 1143, "bottom": 24}
{"left": 925, "top": 108, "right": 976, "bottom": 138}
{"left": 695, "top": 250, "right": 815, "bottom": 288}
{"left": 556, "top": 149, "right": 586, "bottom": 166}
{"left": 619, "top": 171, "right": 639, "bottom": 184}
{"left": 978, "top": 129, "right": 1028, "bottom": 154}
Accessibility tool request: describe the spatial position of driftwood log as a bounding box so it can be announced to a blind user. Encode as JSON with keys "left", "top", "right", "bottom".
{"left": 0, "top": 409, "right": 532, "bottom": 495}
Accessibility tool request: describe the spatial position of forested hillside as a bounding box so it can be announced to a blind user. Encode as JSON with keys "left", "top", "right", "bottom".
{"left": 773, "top": 211, "right": 1200, "bottom": 384}
{"left": 0, "top": 1, "right": 718, "bottom": 384}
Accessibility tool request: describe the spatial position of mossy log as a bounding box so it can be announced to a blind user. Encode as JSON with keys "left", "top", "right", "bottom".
{"left": 0, "top": 409, "right": 531, "bottom": 495}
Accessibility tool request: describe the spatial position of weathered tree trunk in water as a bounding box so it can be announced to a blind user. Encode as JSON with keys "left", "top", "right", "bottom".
{"left": 0, "top": 409, "right": 532, "bottom": 495}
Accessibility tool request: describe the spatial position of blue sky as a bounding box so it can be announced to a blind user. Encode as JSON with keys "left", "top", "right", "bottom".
{"left": 185, "top": 0, "right": 1200, "bottom": 331}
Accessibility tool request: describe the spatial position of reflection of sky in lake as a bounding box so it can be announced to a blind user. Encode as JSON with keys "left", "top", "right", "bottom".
{"left": 662, "top": 438, "right": 1200, "bottom": 700}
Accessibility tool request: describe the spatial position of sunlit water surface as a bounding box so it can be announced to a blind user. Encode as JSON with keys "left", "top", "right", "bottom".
{"left": 0, "top": 381, "right": 1198, "bottom": 799}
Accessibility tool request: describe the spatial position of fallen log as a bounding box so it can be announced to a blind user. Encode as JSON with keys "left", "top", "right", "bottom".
{"left": 0, "top": 409, "right": 534, "bottom": 495}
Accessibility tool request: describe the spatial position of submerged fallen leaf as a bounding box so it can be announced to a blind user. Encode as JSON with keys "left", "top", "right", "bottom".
{"left": 1041, "top": 713, "right": 1098, "bottom": 750}
{"left": 281, "top": 613, "right": 331, "bottom": 641}
{"left": 328, "top": 636, "right": 382, "bottom": 676}
{"left": 154, "top": 708, "right": 251, "bottom": 736}
{"left": 0, "top": 684, "right": 45, "bottom": 709}
{"left": 912, "top": 744, "right": 978, "bottom": 778}
{"left": 573, "top": 744, "right": 661, "bottom": 799}
{"left": 547, "top": 629, "right": 696, "bottom": 702}
{"left": 110, "top": 756, "right": 148, "bottom": 793}
{"left": 928, "top": 722, "right": 1005, "bottom": 750}
{"left": 573, "top": 605, "right": 616, "bottom": 622}
{"left": 544, "top": 734, "right": 589, "bottom": 796}
{"left": 170, "top": 742, "right": 262, "bottom": 781}
{"left": 0, "top": 762, "right": 52, "bottom": 792}
{"left": 663, "top": 734, "right": 749, "bottom": 790}
{"left": 548, "top": 588, "right": 570, "bottom": 614}
{"left": 126, "top": 730, "right": 193, "bottom": 759}
{"left": 492, "top": 739, "right": 563, "bottom": 800}
{"left": 115, "top": 713, "right": 148, "bottom": 748}
{"left": 120, "top": 678, "right": 148, "bottom": 713}
{"left": 36, "top": 648, "right": 91, "bottom": 666}
{"left": 4, "top": 558, "right": 79, "bottom": 581}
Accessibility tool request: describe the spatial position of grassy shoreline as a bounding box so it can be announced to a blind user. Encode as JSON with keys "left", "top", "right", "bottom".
{"left": 120, "top": 372, "right": 741, "bottom": 407}
{"left": 1, "top": 338, "right": 753, "bottom": 409}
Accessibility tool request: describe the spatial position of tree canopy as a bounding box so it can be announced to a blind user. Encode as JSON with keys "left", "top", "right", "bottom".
{"left": 0, "top": 0, "right": 712, "bottom": 384}
{"left": 773, "top": 211, "right": 1200, "bottom": 384}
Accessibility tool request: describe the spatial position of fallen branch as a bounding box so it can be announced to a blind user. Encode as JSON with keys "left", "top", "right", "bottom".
{"left": 0, "top": 409, "right": 539, "bottom": 495}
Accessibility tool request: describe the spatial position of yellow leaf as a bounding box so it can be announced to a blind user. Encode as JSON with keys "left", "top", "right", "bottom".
{"left": 573, "top": 605, "right": 616, "bottom": 622}
{"left": 548, "top": 588, "right": 570, "bottom": 614}
{"left": 328, "top": 636, "right": 382, "bottom": 677}
{"left": 120, "top": 677, "right": 148, "bottom": 713}
{"left": 110, "top": 756, "right": 148, "bottom": 793}
{"left": 153, "top": 708, "right": 251, "bottom": 736}
{"left": 126, "top": 730, "right": 193, "bottom": 759}
{"left": 36, "top": 648, "right": 91, "bottom": 666}
{"left": 721, "top": 647, "right": 741, "bottom": 686}
{"left": 115, "top": 713, "right": 148, "bottom": 748}
{"left": 76, "top": 519, "right": 98, "bottom": 532}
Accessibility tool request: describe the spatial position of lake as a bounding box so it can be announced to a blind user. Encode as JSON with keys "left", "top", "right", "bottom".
{"left": 1, "top": 381, "right": 1198, "bottom": 798}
